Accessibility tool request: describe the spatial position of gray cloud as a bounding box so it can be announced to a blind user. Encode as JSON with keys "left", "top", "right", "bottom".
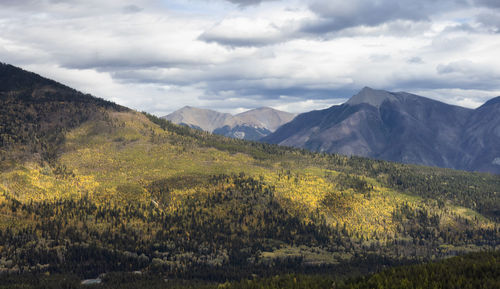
{"left": 199, "top": 31, "right": 286, "bottom": 47}
{"left": 383, "top": 61, "right": 500, "bottom": 92}
{"left": 408, "top": 57, "right": 424, "bottom": 64}
{"left": 302, "top": 1, "right": 427, "bottom": 34}
{"left": 203, "top": 82, "right": 358, "bottom": 101}
{"left": 224, "top": 0, "right": 276, "bottom": 7}
{"left": 436, "top": 60, "right": 497, "bottom": 79}
{"left": 0, "top": 0, "right": 82, "bottom": 9}
{"left": 396, "top": 77, "right": 500, "bottom": 92}
{"left": 475, "top": 0, "right": 500, "bottom": 9}
{"left": 198, "top": 0, "right": 454, "bottom": 48}
{"left": 122, "top": 5, "right": 143, "bottom": 13}
{"left": 476, "top": 12, "right": 500, "bottom": 32}
{"left": 0, "top": 0, "right": 33, "bottom": 5}
{"left": 59, "top": 52, "right": 207, "bottom": 71}
{"left": 300, "top": 0, "right": 470, "bottom": 35}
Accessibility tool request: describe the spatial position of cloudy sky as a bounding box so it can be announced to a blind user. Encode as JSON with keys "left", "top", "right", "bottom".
{"left": 1, "top": 0, "right": 500, "bottom": 115}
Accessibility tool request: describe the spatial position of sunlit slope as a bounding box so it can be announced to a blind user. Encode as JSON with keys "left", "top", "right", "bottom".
{"left": 61, "top": 112, "right": 265, "bottom": 189}
{"left": 1, "top": 109, "right": 496, "bottom": 236}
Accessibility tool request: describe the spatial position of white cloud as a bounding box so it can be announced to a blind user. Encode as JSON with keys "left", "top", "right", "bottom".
{"left": 0, "top": 0, "right": 499, "bottom": 116}
{"left": 200, "top": 17, "right": 290, "bottom": 46}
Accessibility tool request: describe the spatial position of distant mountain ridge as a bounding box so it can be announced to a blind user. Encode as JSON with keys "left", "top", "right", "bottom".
{"left": 264, "top": 87, "right": 500, "bottom": 174}
{"left": 163, "top": 106, "right": 296, "bottom": 140}
{"left": 164, "top": 106, "right": 232, "bottom": 132}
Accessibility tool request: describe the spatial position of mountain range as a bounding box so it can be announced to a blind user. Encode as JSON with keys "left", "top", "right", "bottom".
{"left": 264, "top": 87, "right": 500, "bottom": 174}
{"left": 163, "top": 106, "right": 296, "bottom": 140}
{"left": 0, "top": 62, "right": 498, "bottom": 288}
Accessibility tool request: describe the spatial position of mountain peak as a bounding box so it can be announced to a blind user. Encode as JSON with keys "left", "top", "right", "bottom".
{"left": 164, "top": 106, "right": 232, "bottom": 132}
{"left": 0, "top": 62, "right": 62, "bottom": 93}
{"left": 231, "top": 106, "right": 296, "bottom": 132}
{"left": 164, "top": 105, "right": 295, "bottom": 138}
{"left": 478, "top": 95, "right": 500, "bottom": 109}
{"left": 347, "top": 87, "right": 398, "bottom": 108}
{"left": 178, "top": 105, "right": 205, "bottom": 111}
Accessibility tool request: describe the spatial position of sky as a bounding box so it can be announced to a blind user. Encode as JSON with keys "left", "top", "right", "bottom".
{"left": 1, "top": 0, "right": 500, "bottom": 115}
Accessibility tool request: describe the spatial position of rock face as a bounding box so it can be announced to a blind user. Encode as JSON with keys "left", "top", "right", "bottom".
{"left": 227, "top": 107, "right": 297, "bottom": 132}
{"left": 460, "top": 96, "right": 500, "bottom": 173}
{"left": 263, "top": 87, "right": 500, "bottom": 174}
{"left": 163, "top": 106, "right": 295, "bottom": 141}
{"left": 163, "top": 106, "right": 232, "bottom": 133}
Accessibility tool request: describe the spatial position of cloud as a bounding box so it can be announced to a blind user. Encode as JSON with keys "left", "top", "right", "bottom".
{"left": 300, "top": 0, "right": 471, "bottom": 35}
{"left": 224, "top": 0, "right": 276, "bottom": 7}
{"left": 301, "top": 0, "right": 427, "bottom": 34}
{"left": 199, "top": 17, "right": 289, "bottom": 47}
{"left": 198, "top": 7, "right": 309, "bottom": 47}
{"left": 437, "top": 60, "right": 477, "bottom": 74}
{"left": 436, "top": 60, "right": 500, "bottom": 87}
{"left": 475, "top": 0, "right": 500, "bottom": 9}
{"left": 198, "top": 0, "right": 455, "bottom": 48}
{"left": 408, "top": 57, "right": 424, "bottom": 64}
{"left": 1, "top": 0, "right": 500, "bottom": 116}
{"left": 0, "top": 6, "right": 228, "bottom": 71}
{"left": 475, "top": 11, "right": 500, "bottom": 32}
{"left": 122, "top": 5, "right": 143, "bottom": 14}
{"left": 0, "top": 0, "right": 39, "bottom": 7}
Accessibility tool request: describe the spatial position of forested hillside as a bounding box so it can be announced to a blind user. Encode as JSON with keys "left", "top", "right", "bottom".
{"left": 0, "top": 63, "right": 126, "bottom": 170}
{"left": 0, "top": 63, "right": 498, "bottom": 287}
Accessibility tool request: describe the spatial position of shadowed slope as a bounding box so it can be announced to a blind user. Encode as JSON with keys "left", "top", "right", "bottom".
{"left": 264, "top": 87, "right": 499, "bottom": 174}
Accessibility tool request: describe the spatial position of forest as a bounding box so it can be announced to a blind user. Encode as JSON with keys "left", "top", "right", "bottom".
{"left": 0, "top": 63, "right": 499, "bottom": 288}
{"left": 0, "top": 251, "right": 498, "bottom": 288}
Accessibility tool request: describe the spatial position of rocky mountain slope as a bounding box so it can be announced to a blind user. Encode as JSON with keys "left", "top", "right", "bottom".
{"left": 163, "top": 106, "right": 295, "bottom": 140}
{"left": 264, "top": 87, "right": 500, "bottom": 174}
{"left": 162, "top": 106, "right": 232, "bottom": 132}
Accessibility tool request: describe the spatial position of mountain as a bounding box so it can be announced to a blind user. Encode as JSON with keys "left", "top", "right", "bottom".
{"left": 264, "top": 87, "right": 500, "bottom": 174}
{"left": 0, "top": 63, "right": 126, "bottom": 169}
{"left": 0, "top": 63, "right": 499, "bottom": 287}
{"left": 163, "top": 106, "right": 295, "bottom": 140}
{"left": 163, "top": 106, "right": 232, "bottom": 132}
{"left": 226, "top": 106, "right": 297, "bottom": 132}
{"left": 461, "top": 96, "right": 500, "bottom": 173}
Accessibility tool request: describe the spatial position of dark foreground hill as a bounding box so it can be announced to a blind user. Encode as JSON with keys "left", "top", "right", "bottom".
{"left": 264, "top": 87, "right": 500, "bottom": 174}
{"left": 0, "top": 63, "right": 498, "bottom": 287}
{"left": 0, "top": 63, "right": 126, "bottom": 169}
{"left": 1, "top": 251, "right": 498, "bottom": 288}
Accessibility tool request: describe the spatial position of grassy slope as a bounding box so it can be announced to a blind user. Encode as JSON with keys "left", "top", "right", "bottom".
{"left": 1, "top": 110, "right": 496, "bottom": 249}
